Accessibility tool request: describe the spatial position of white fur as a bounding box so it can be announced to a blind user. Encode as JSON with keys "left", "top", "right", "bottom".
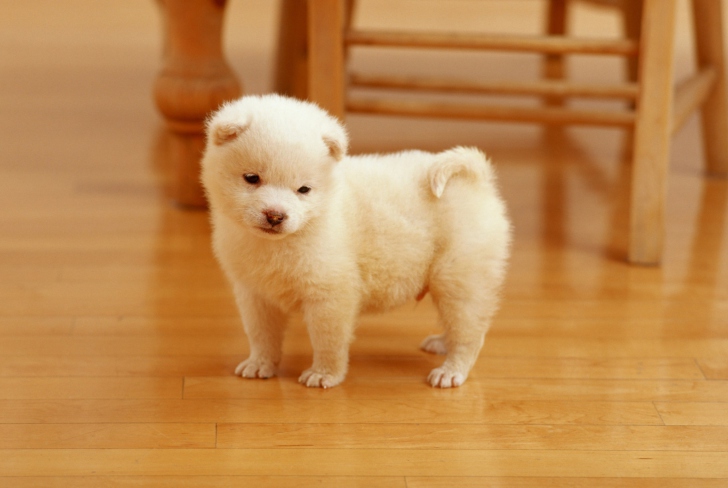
{"left": 201, "top": 94, "right": 512, "bottom": 388}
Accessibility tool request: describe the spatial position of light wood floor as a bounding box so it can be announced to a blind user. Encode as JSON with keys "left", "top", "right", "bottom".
{"left": 1, "top": 0, "right": 727, "bottom": 486}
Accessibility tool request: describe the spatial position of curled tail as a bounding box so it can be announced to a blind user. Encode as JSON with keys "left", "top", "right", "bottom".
{"left": 427, "top": 146, "right": 495, "bottom": 198}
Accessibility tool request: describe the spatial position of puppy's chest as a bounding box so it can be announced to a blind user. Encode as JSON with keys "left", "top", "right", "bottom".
{"left": 225, "top": 245, "right": 316, "bottom": 310}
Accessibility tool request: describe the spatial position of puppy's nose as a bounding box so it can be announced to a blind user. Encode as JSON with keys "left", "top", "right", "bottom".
{"left": 263, "top": 210, "right": 287, "bottom": 227}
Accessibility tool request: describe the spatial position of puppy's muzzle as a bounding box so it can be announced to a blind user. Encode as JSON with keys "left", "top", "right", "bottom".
{"left": 263, "top": 209, "right": 287, "bottom": 227}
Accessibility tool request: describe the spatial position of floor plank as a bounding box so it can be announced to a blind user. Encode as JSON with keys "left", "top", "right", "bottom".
{"left": 0, "top": 377, "right": 183, "bottom": 399}
{"left": 0, "top": 477, "right": 406, "bottom": 488}
{"left": 1, "top": 335, "right": 727, "bottom": 358}
{"left": 183, "top": 377, "right": 728, "bottom": 402}
{"left": 655, "top": 402, "right": 728, "bottom": 426}
{"left": 0, "top": 424, "right": 215, "bottom": 449}
{"left": 698, "top": 358, "right": 728, "bottom": 379}
{"left": 216, "top": 423, "right": 728, "bottom": 451}
{"left": 405, "top": 479, "right": 728, "bottom": 488}
{"left": 0, "top": 398, "right": 664, "bottom": 425}
{"left": 5, "top": 478, "right": 728, "bottom": 488}
{"left": 0, "top": 354, "right": 706, "bottom": 380}
{"left": 1, "top": 449, "right": 727, "bottom": 478}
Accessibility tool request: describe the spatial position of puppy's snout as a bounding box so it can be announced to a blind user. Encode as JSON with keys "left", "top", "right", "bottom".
{"left": 263, "top": 209, "right": 287, "bottom": 227}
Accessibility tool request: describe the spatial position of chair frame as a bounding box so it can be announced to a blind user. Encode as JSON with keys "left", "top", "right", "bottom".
{"left": 280, "top": 0, "right": 728, "bottom": 265}
{"left": 152, "top": 0, "right": 728, "bottom": 265}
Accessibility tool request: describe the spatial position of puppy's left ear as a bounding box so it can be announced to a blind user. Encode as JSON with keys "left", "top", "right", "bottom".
{"left": 206, "top": 100, "right": 252, "bottom": 146}
{"left": 209, "top": 121, "right": 250, "bottom": 146}
{"left": 322, "top": 118, "right": 349, "bottom": 162}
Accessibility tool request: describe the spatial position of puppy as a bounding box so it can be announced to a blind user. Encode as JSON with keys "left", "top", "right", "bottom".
{"left": 201, "top": 94, "right": 511, "bottom": 388}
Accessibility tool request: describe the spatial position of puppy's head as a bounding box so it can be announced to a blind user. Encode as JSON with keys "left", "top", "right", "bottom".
{"left": 201, "top": 95, "right": 348, "bottom": 240}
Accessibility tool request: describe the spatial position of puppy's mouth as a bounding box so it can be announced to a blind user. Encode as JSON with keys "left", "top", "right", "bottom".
{"left": 257, "top": 226, "right": 286, "bottom": 237}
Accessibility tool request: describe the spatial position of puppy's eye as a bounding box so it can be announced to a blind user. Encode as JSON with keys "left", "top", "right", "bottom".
{"left": 243, "top": 173, "right": 260, "bottom": 184}
{"left": 297, "top": 186, "right": 311, "bottom": 194}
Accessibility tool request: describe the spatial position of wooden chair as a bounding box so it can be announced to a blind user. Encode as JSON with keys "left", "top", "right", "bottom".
{"left": 152, "top": 0, "right": 728, "bottom": 265}
{"left": 274, "top": 0, "right": 728, "bottom": 265}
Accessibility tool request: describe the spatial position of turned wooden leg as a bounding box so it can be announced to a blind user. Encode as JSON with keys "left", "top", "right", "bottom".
{"left": 692, "top": 0, "right": 728, "bottom": 176}
{"left": 154, "top": 0, "right": 242, "bottom": 208}
{"left": 307, "top": 0, "right": 345, "bottom": 119}
{"left": 629, "top": 0, "right": 677, "bottom": 265}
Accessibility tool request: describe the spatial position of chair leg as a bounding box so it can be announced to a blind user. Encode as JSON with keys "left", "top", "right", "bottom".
{"left": 542, "top": 0, "right": 568, "bottom": 109}
{"left": 629, "top": 0, "right": 677, "bottom": 265}
{"left": 544, "top": 0, "right": 568, "bottom": 80}
{"left": 275, "top": 0, "right": 309, "bottom": 100}
{"left": 307, "top": 0, "right": 346, "bottom": 119}
{"left": 154, "top": 0, "right": 241, "bottom": 208}
{"left": 692, "top": 0, "right": 728, "bottom": 176}
{"left": 621, "top": 0, "right": 643, "bottom": 84}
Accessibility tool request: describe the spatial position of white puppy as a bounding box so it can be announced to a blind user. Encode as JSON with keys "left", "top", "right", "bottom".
{"left": 201, "top": 94, "right": 511, "bottom": 388}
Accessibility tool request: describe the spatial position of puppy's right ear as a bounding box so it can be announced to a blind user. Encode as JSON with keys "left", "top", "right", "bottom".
{"left": 209, "top": 121, "right": 250, "bottom": 146}
{"left": 321, "top": 119, "right": 349, "bottom": 162}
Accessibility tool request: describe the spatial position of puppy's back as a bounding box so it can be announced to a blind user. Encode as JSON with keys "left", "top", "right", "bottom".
{"left": 341, "top": 146, "right": 500, "bottom": 215}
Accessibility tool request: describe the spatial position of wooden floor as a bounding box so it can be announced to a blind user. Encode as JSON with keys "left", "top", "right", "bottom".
{"left": 1, "top": 0, "right": 727, "bottom": 486}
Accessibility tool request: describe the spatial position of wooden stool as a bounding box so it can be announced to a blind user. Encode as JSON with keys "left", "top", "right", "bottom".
{"left": 275, "top": 0, "right": 728, "bottom": 265}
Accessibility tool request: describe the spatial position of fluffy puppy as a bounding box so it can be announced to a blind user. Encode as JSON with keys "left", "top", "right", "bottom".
{"left": 201, "top": 94, "right": 511, "bottom": 388}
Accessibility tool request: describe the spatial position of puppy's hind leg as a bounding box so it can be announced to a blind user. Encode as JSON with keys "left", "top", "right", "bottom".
{"left": 420, "top": 333, "right": 448, "bottom": 355}
{"left": 233, "top": 285, "right": 288, "bottom": 380}
{"left": 427, "top": 261, "right": 505, "bottom": 388}
{"left": 426, "top": 302, "right": 487, "bottom": 389}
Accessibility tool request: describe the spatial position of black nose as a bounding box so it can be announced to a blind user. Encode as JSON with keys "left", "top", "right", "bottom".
{"left": 264, "top": 210, "right": 287, "bottom": 227}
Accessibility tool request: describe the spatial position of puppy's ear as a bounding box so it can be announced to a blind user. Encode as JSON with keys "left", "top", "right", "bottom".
{"left": 206, "top": 100, "right": 252, "bottom": 146}
{"left": 209, "top": 121, "right": 249, "bottom": 146}
{"left": 322, "top": 119, "right": 349, "bottom": 161}
{"left": 323, "top": 134, "right": 346, "bottom": 161}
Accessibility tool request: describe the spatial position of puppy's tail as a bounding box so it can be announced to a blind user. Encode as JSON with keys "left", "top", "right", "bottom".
{"left": 428, "top": 146, "right": 495, "bottom": 198}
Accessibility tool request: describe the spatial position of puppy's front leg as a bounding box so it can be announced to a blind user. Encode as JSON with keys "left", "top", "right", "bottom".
{"left": 233, "top": 285, "right": 288, "bottom": 380}
{"left": 299, "top": 298, "right": 357, "bottom": 388}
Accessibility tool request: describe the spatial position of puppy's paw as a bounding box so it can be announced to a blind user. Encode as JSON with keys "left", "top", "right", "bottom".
{"left": 234, "top": 357, "right": 277, "bottom": 379}
{"left": 420, "top": 333, "right": 448, "bottom": 355}
{"left": 298, "top": 368, "right": 345, "bottom": 389}
{"left": 427, "top": 366, "right": 467, "bottom": 388}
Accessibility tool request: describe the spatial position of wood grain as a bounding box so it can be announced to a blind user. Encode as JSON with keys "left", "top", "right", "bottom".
{"left": 628, "top": 0, "right": 677, "bottom": 264}
{"left": 691, "top": 0, "right": 728, "bottom": 175}
{"left": 308, "top": 0, "right": 346, "bottom": 118}
{"left": 0, "top": 398, "right": 664, "bottom": 425}
{"left": 406, "top": 479, "right": 728, "bottom": 488}
{"left": 1, "top": 449, "right": 727, "bottom": 478}
{"left": 698, "top": 358, "right": 728, "bottom": 379}
{"left": 0, "top": 424, "right": 215, "bottom": 449}
{"left": 183, "top": 376, "right": 728, "bottom": 402}
{"left": 216, "top": 423, "right": 728, "bottom": 451}
{"left": 0, "top": 477, "right": 406, "bottom": 488}
{"left": 349, "top": 73, "right": 640, "bottom": 100}
{"left": 346, "top": 97, "right": 637, "bottom": 126}
{"left": 655, "top": 402, "right": 728, "bottom": 426}
{"left": 0, "top": 377, "right": 183, "bottom": 399}
{"left": 0, "top": 355, "right": 704, "bottom": 379}
{"left": 346, "top": 29, "right": 639, "bottom": 55}
{"left": 4, "top": 478, "right": 725, "bottom": 488}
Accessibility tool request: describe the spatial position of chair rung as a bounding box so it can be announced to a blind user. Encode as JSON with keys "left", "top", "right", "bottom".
{"left": 346, "top": 29, "right": 638, "bottom": 56}
{"left": 671, "top": 66, "right": 717, "bottom": 134}
{"left": 347, "top": 97, "right": 636, "bottom": 126}
{"left": 350, "top": 73, "right": 640, "bottom": 100}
